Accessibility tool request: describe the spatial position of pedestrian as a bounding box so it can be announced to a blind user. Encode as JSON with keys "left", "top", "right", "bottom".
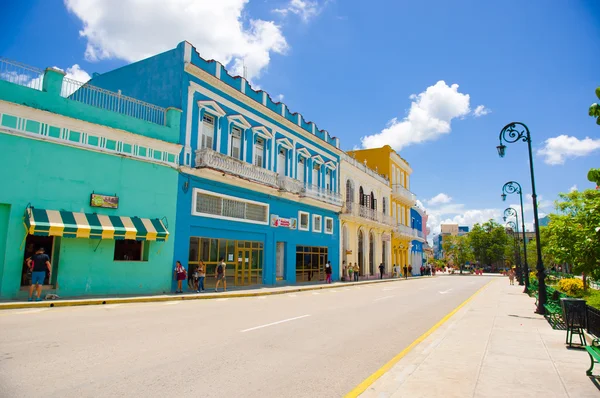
{"left": 378, "top": 263, "right": 385, "bottom": 279}
{"left": 196, "top": 260, "right": 206, "bottom": 292}
{"left": 420, "top": 265, "right": 424, "bottom": 276}
{"left": 174, "top": 260, "right": 186, "bottom": 293}
{"left": 348, "top": 262, "right": 354, "bottom": 282}
{"left": 215, "top": 257, "right": 227, "bottom": 292}
{"left": 188, "top": 264, "right": 196, "bottom": 290}
{"left": 403, "top": 265, "right": 408, "bottom": 279}
{"left": 26, "top": 247, "right": 51, "bottom": 301}
{"left": 508, "top": 267, "right": 515, "bottom": 285}
{"left": 342, "top": 261, "right": 347, "bottom": 281}
{"left": 325, "top": 261, "right": 332, "bottom": 284}
{"left": 354, "top": 262, "right": 359, "bottom": 281}
{"left": 408, "top": 265, "right": 413, "bottom": 276}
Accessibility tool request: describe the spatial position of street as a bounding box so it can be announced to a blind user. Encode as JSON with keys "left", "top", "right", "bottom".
{"left": 0, "top": 276, "right": 492, "bottom": 397}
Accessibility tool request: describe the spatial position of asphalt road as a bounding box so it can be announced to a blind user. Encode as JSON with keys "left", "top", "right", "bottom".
{"left": 0, "top": 275, "right": 492, "bottom": 398}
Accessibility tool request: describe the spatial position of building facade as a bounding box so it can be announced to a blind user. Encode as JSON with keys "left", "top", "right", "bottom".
{"left": 410, "top": 207, "right": 425, "bottom": 275}
{"left": 339, "top": 154, "right": 393, "bottom": 278}
{"left": 0, "top": 62, "right": 180, "bottom": 299}
{"left": 88, "top": 41, "right": 342, "bottom": 288}
{"left": 347, "top": 146, "right": 424, "bottom": 273}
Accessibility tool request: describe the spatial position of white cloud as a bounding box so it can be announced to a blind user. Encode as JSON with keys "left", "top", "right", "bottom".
{"left": 2, "top": 64, "right": 90, "bottom": 95}
{"left": 64, "top": 0, "right": 288, "bottom": 81}
{"left": 570, "top": 184, "right": 578, "bottom": 192}
{"left": 426, "top": 193, "right": 452, "bottom": 206}
{"left": 360, "top": 81, "right": 471, "bottom": 151}
{"left": 276, "top": 94, "right": 285, "bottom": 102}
{"left": 60, "top": 64, "right": 91, "bottom": 83}
{"left": 273, "top": 0, "right": 321, "bottom": 22}
{"left": 473, "top": 104, "right": 490, "bottom": 117}
{"left": 537, "top": 135, "right": 600, "bottom": 165}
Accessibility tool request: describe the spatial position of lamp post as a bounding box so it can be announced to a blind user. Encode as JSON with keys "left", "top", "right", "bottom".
{"left": 497, "top": 122, "right": 546, "bottom": 314}
{"left": 501, "top": 183, "right": 529, "bottom": 291}
{"left": 503, "top": 210, "right": 523, "bottom": 285}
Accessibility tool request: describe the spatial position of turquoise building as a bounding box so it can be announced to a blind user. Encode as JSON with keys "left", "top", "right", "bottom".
{"left": 0, "top": 60, "right": 181, "bottom": 299}
{"left": 410, "top": 207, "right": 424, "bottom": 275}
{"left": 88, "top": 41, "right": 343, "bottom": 289}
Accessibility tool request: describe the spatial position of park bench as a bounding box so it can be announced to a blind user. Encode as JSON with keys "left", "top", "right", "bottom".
{"left": 585, "top": 339, "right": 600, "bottom": 376}
{"left": 544, "top": 302, "right": 563, "bottom": 328}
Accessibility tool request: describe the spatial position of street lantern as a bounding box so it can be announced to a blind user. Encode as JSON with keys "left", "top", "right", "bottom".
{"left": 501, "top": 193, "right": 507, "bottom": 202}
{"left": 497, "top": 122, "right": 547, "bottom": 315}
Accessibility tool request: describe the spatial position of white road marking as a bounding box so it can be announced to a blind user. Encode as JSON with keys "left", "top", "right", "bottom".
{"left": 256, "top": 296, "right": 266, "bottom": 300}
{"left": 215, "top": 298, "right": 229, "bottom": 301}
{"left": 9, "top": 308, "right": 49, "bottom": 315}
{"left": 98, "top": 304, "right": 122, "bottom": 309}
{"left": 312, "top": 292, "right": 320, "bottom": 295}
{"left": 439, "top": 289, "right": 453, "bottom": 294}
{"left": 374, "top": 295, "right": 395, "bottom": 302}
{"left": 240, "top": 314, "right": 311, "bottom": 333}
{"left": 330, "top": 290, "right": 338, "bottom": 293}
{"left": 383, "top": 287, "right": 399, "bottom": 291}
{"left": 288, "top": 294, "right": 297, "bottom": 297}
{"left": 163, "top": 301, "right": 181, "bottom": 305}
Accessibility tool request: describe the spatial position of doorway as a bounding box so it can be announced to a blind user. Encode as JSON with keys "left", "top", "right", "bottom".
{"left": 369, "top": 233, "right": 375, "bottom": 275}
{"left": 21, "top": 235, "right": 55, "bottom": 286}
{"left": 276, "top": 241, "right": 285, "bottom": 281}
{"left": 358, "top": 230, "right": 364, "bottom": 276}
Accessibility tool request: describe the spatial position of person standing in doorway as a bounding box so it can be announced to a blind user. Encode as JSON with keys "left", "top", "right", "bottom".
{"left": 174, "top": 261, "right": 186, "bottom": 293}
{"left": 403, "top": 265, "right": 408, "bottom": 279}
{"left": 196, "top": 260, "right": 206, "bottom": 292}
{"left": 26, "top": 247, "right": 51, "bottom": 301}
{"left": 325, "top": 261, "right": 332, "bottom": 284}
{"left": 215, "top": 257, "right": 227, "bottom": 292}
{"left": 354, "top": 262, "right": 359, "bottom": 281}
{"left": 379, "top": 263, "right": 385, "bottom": 279}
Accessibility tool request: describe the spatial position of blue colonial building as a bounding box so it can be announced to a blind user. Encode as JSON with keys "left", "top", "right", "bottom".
{"left": 88, "top": 41, "right": 342, "bottom": 289}
{"left": 410, "top": 207, "right": 424, "bottom": 275}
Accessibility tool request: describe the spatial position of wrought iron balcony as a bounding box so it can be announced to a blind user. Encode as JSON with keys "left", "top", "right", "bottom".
{"left": 392, "top": 184, "right": 416, "bottom": 204}
{"left": 343, "top": 202, "right": 395, "bottom": 226}
{"left": 195, "top": 148, "right": 279, "bottom": 188}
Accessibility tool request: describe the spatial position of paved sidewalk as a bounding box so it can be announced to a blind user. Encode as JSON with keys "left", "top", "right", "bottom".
{"left": 359, "top": 278, "right": 600, "bottom": 398}
{"left": 0, "top": 275, "right": 427, "bottom": 310}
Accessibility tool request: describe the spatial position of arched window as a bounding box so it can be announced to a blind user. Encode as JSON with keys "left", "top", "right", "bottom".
{"left": 382, "top": 197, "right": 387, "bottom": 215}
{"left": 370, "top": 192, "right": 376, "bottom": 210}
{"left": 346, "top": 179, "right": 354, "bottom": 203}
{"left": 359, "top": 186, "right": 364, "bottom": 206}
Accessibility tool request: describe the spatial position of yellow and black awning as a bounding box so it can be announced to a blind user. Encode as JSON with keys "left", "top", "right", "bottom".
{"left": 24, "top": 208, "right": 169, "bottom": 241}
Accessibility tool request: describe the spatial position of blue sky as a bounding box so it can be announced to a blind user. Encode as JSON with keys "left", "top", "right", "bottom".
{"left": 2, "top": 0, "right": 599, "bottom": 237}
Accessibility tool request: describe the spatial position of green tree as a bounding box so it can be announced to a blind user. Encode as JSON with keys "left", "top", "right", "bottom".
{"left": 442, "top": 235, "right": 473, "bottom": 273}
{"left": 588, "top": 168, "right": 600, "bottom": 188}
{"left": 468, "top": 220, "right": 511, "bottom": 268}
{"left": 589, "top": 87, "right": 600, "bottom": 125}
{"left": 545, "top": 189, "right": 600, "bottom": 286}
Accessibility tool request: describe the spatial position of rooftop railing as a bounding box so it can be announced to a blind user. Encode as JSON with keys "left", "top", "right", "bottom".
{"left": 341, "top": 153, "right": 389, "bottom": 185}
{"left": 0, "top": 57, "right": 44, "bottom": 91}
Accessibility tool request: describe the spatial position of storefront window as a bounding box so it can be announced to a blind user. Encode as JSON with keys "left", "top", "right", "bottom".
{"left": 295, "top": 245, "right": 327, "bottom": 282}
{"left": 114, "top": 240, "right": 147, "bottom": 261}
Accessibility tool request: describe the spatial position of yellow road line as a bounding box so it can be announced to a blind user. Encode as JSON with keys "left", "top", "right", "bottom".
{"left": 344, "top": 280, "right": 493, "bottom": 398}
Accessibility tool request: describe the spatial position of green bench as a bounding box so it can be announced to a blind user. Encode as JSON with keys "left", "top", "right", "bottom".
{"left": 586, "top": 339, "right": 600, "bottom": 376}
{"left": 544, "top": 302, "right": 562, "bottom": 328}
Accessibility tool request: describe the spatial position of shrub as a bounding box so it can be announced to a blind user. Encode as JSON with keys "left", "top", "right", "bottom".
{"left": 557, "top": 278, "right": 584, "bottom": 297}
{"left": 529, "top": 271, "right": 537, "bottom": 282}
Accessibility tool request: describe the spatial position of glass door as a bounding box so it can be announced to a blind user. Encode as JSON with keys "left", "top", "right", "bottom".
{"left": 235, "top": 248, "right": 251, "bottom": 286}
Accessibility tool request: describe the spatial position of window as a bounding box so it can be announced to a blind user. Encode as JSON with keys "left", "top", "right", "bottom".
{"left": 325, "top": 217, "right": 333, "bottom": 234}
{"left": 254, "top": 138, "right": 264, "bottom": 168}
{"left": 230, "top": 126, "right": 242, "bottom": 159}
{"left": 114, "top": 240, "right": 148, "bottom": 261}
{"left": 346, "top": 180, "right": 354, "bottom": 203}
{"left": 193, "top": 188, "right": 269, "bottom": 225}
{"left": 298, "top": 211, "right": 309, "bottom": 231}
{"left": 326, "top": 169, "right": 331, "bottom": 190}
{"left": 312, "top": 163, "right": 320, "bottom": 186}
{"left": 201, "top": 114, "right": 215, "bottom": 150}
{"left": 382, "top": 197, "right": 387, "bottom": 215}
{"left": 277, "top": 148, "right": 287, "bottom": 175}
{"left": 359, "top": 186, "right": 364, "bottom": 205}
{"left": 313, "top": 215, "right": 322, "bottom": 233}
{"left": 297, "top": 157, "right": 305, "bottom": 182}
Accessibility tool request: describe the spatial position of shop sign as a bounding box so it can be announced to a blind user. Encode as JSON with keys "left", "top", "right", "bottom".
{"left": 90, "top": 193, "right": 119, "bottom": 209}
{"left": 345, "top": 250, "right": 352, "bottom": 255}
{"left": 382, "top": 234, "right": 391, "bottom": 242}
{"left": 270, "top": 215, "right": 297, "bottom": 229}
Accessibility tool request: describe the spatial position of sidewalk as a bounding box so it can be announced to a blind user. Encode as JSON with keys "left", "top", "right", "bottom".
{"left": 0, "top": 275, "right": 425, "bottom": 310}
{"left": 357, "top": 278, "right": 600, "bottom": 398}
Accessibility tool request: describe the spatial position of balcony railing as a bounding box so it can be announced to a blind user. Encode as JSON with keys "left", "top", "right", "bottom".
{"left": 343, "top": 202, "right": 395, "bottom": 226}
{"left": 196, "top": 148, "right": 342, "bottom": 206}
{"left": 394, "top": 224, "right": 426, "bottom": 240}
{"left": 392, "top": 184, "right": 416, "bottom": 203}
{"left": 196, "top": 148, "right": 279, "bottom": 188}
{"left": 340, "top": 153, "right": 389, "bottom": 185}
{"left": 0, "top": 57, "right": 44, "bottom": 90}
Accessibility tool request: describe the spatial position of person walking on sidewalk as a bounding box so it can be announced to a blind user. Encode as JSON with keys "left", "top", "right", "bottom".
{"left": 325, "top": 261, "right": 332, "bottom": 284}
{"left": 215, "top": 258, "right": 227, "bottom": 292}
{"left": 508, "top": 267, "right": 515, "bottom": 285}
{"left": 347, "top": 261, "right": 353, "bottom": 282}
{"left": 26, "top": 247, "right": 51, "bottom": 301}
{"left": 196, "top": 261, "right": 206, "bottom": 292}
{"left": 379, "top": 263, "right": 385, "bottom": 279}
{"left": 174, "top": 261, "right": 186, "bottom": 293}
{"left": 354, "top": 263, "right": 360, "bottom": 281}
{"left": 403, "top": 265, "right": 408, "bottom": 279}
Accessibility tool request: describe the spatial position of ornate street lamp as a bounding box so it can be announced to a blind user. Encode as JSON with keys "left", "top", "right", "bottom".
{"left": 498, "top": 122, "right": 546, "bottom": 314}
{"left": 502, "top": 182, "right": 529, "bottom": 291}
{"left": 503, "top": 208, "right": 523, "bottom": 285}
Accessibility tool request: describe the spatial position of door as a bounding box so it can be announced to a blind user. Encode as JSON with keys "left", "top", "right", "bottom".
{"left": 312, "top": 165, "right": 319, "bottom": 186}
{"left": 276, "top": 242, "right": 285, "bottom": 281}
{"left": 277, "top": 149, "right": 286, "bottom": 175}
{"left": 236, "top": 249, "right": 251, "bottom": 285}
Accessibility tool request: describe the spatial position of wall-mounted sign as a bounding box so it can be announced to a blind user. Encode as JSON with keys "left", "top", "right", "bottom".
{"left": 270, "top": 215, "right": 297, "bottom": 229}
{"left": 345, "top": 250, "right": 352, "bottom": 255}
{"left": 382, "top": 234, "right": 391, "bottom": 242}
{"left": 90, "top": 193, "right": 119, "bottom": 209}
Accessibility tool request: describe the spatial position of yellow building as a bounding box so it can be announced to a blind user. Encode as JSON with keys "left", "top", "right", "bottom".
{"left": 348, "top": 146, "right": 417, "bottom": 273}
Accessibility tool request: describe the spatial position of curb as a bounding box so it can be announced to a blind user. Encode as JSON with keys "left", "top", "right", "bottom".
{"left": 0, "top": 276, "right": 432, "bottom": 310}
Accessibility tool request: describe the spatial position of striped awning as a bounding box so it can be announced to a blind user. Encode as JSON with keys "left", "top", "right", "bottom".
{"left": 24, "top": 208, "right": 169, "bottom": 241}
